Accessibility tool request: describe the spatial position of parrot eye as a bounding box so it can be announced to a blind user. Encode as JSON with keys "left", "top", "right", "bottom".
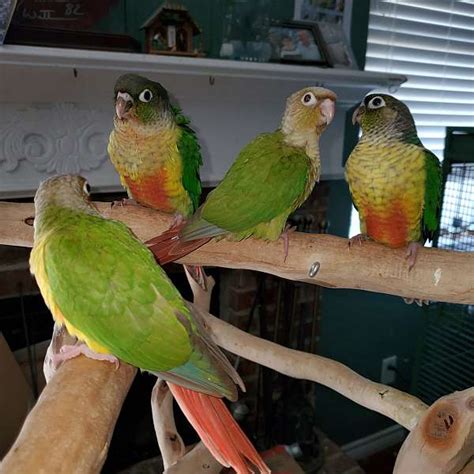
{"left": 367, "top": 96, "right": 386, "bottom": 109}
{"left": 83, "top": 182, "right": 91, "bottom": 195}
{"left": 301, "top": 92, "right": 317, "bottom": 106}
{"left": 139, "top": 89, "right": 153, "bottom": 103}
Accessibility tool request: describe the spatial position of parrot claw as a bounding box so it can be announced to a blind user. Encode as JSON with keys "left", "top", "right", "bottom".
{"left": 111, "top": 198, "right": 137, "bottom": 208}
{"left": 185, "top": 265, "right": 208, "bottom": 291}
{"left": 406, "top": 242, "right": 423, "bottom": 271}
{"left": 348, "top": 233, "right": 368, "bottom": 247}
{"left": 280, "top": 225, "right": 297, "bottom": 262}
{"left": 403, "top": 297, "right": 430, "bottom": 306}
{"left": 51, "top": 343, "right": 120, "bottom": 370}
{"left": 171, "top": 213, "right": 185, "bottom": 228}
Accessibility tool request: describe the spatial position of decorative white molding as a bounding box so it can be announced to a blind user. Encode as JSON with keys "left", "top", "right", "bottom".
{"left": 0, "top": 103, "right": 109, "bottom": 175}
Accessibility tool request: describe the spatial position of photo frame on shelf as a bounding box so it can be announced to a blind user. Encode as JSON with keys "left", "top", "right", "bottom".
{"left": 0, "top": 0, "right": 17, "bottom": 44}
{"left": 268, "top": 21, "right": 328, "bottom": 66}
{"left": 316, "top": 21, "right": 358, "bottom": 69}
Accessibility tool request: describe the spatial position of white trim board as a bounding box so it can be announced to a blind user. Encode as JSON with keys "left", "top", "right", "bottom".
{"left": 342, "top": 425, "right": 407, "bottom": 461}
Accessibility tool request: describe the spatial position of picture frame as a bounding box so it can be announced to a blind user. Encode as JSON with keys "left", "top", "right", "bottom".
{"left": 268, "top": 21, "right": 328, "bottom": 66}
{"left": 0, "top": 0, "right": 17, "bottom": 44}
{"left": 316, "top": 21, "right": 358, "bottom": 69}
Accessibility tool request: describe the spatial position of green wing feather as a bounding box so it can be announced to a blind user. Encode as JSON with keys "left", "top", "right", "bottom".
{"left": 183, "top": 132, "right": 310, "bottom": 238}
{"left": 422, "top": 149, "right": 442, "bottom": 242}
{"left": 43, "top": 211, "right": 193, "bottom": 371}
{"left": 173, "top": 106, "right": 202, "bottom": 212}
{"left": 42, "top": 210, "right": 239, "bottom": 397}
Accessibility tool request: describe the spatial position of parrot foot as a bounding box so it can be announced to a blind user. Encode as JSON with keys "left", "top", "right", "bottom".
{"left": 348, "top": 233, "right": 369, "bottom": 247}
{"left": 280, "top": 225, "right": 297, "bottom": 262}
{"left": 51, "top": 344, "right": 119, "bottom": 369}
{"left": 171, "top": 213, "right": 185, "bottom": 228}
{"left": 111, "top": 198, "right": 137, "bottom": 208}
{"left": 185, "top": 264, "right": 208, "bottom": 291}
{"left": 403, "top": 297, "right": 430, "bottom": 306}
{"left": 406, "top": 242, "right": 423, "bottom": 271}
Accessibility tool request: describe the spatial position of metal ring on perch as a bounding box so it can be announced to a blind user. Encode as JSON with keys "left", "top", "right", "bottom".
{"left": 308, "top": 261, "right": 320, "bottom": 277}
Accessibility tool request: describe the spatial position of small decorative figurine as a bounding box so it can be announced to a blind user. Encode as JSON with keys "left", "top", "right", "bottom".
{"left": 141, "top": 2, "right": 203, "bottom": 57}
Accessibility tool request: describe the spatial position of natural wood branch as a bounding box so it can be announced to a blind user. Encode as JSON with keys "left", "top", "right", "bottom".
{"left": 195, "top": 307, "right": 428, "bottom": 431}
{"left": 0, "top": 356, "right": 136, "bottom": 473}
{"left": 151, "top": 379, "right": 185, "bottom": 469}
{"left": 394, "top": 388, "right": 474, "bottom": 474}
{"left": 1, "top": 201, "right": 472, "bottom": 304}
{"left": 165, "top": 443, "right": 223, "bottom": 474}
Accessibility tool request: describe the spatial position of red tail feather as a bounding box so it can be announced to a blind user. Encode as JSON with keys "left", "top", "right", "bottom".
{"left": 168, "top": 384, "right": 270, "bottom": 474}
{"left": 146, "top": 222, "right": 209, "bottom": 265}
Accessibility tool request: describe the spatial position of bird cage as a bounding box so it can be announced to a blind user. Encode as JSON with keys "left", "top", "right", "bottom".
{"left": 412, "top": 127, "right": 474, "bottom": 404}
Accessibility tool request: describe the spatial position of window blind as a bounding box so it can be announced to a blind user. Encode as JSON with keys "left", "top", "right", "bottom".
{"left": 349, "top": 0, "right": 474, "bottom": 238}
{"left": 365, "top": 0, "right": 474, "bottom": 158}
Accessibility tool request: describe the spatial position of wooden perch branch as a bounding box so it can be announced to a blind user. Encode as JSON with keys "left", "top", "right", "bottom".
{"left": 395, "top": 388, "right": 474, "bottom": 473}
{"left": 151, "top": 379, "right": 185, "bottom": 469}
{"left": 0, "top": 296, "right": 464, "bottom": 473}
{"left": 198, "top": 308, "right": 428, "bottom": 431}
{"left": 1, "top": 202, "right": 473, "bottom": 304}
{"left": 0, "top": 356, "right": 136, "bottom": 473}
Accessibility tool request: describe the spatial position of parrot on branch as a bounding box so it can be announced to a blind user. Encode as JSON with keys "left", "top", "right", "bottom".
{"left": 148, "top": 86, "right": 337, "bottom": 263}
{"left": 345, "top": 94, "right": 442, "bottom": 289}
{"left": 107, "top": 73, "right": 206, "bottom": 288}
{"left": 29, "top": 175, "right": 270, "bottom": 474}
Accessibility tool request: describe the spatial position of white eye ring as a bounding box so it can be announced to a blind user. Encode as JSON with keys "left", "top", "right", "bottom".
{"left": 139, "top": 89, "right": 153, "bottom": 103}
{"left": 301, "top": 92, "right": 317, "bottom": 106}
{"left": 83, "top": 181, "right": 91, "bottom": 195}
{"left": 367, "top": 96, "right": 386, "bottom": 109}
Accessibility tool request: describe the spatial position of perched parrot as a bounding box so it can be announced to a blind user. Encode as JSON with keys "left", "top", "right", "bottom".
{"left": 148, "top": 86, "right": 337, "bottom": 263}
{"left": 30, "top": 175, "right": 270, "bottom": 474}
{"left": 345, "top": 93, "right": 442, "bottom": 272}
{"left": 107, "top": 73, "right": 206, "bottom": 287}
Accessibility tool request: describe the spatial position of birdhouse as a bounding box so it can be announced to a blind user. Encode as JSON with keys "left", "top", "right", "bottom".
{"left": 141, "top": 3, "right": 202, "bottom": 57}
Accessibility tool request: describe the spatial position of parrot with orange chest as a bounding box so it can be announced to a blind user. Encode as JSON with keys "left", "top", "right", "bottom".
{"left": 345, "top": 94, "right": 442, "bottom": 276}
{"left": 30, "top": 175, "right": 270, "bottom": 474}
{"left": 107, "top": 73, "right": 206, "bottom": 287}
{"left": 148, "top": 86, "right": 337, "bottom": 264}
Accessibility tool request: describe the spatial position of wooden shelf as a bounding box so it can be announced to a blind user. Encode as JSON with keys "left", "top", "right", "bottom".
{"left": 0, "top": 45, "right": 406, "bottom": 91}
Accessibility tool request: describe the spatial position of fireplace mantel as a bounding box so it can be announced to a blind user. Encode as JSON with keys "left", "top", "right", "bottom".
{"left": 0, "top": 45, "right": 406, "bottom": 198}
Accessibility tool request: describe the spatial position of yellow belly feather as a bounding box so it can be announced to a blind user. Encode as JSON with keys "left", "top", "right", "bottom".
{"left": 30, "top": 238, "right": 110, "bottom": 354}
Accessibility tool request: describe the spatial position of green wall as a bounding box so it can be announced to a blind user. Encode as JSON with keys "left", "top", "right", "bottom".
{"left": 96, "top": 0, "right": 294, "bottom": 57}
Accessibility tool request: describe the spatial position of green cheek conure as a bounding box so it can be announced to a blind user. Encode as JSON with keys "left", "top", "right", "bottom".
{"left": 149, "top": 86, "right": 337, "bottom": 263}
{"left": 345, "top": 94, "right": 442, "bottom": 270}
{"left": 107, "top": 73, "right": 206, "bottom": 288}
{"left": 30, "top": 175, "right": 269, "bottom": 474}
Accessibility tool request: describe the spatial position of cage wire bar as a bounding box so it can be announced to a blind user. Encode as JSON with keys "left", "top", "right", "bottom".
{"left": 413, "top": 127, "right": 474, "bottom": 404}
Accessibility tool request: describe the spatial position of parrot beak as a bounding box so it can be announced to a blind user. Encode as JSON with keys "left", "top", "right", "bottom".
{"left": 115, "top": 92, "right": 134, "bottom": 120}
{"left": 352, "top": 104, "right": 364, "bottom": 125}
{"left": 319, "top": 97, "right": 336, "bottom": 126}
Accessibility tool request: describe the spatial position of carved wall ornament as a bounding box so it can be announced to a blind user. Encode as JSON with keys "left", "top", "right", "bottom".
{"left": 0, "top": 102, "right": 111, "bottom": 174}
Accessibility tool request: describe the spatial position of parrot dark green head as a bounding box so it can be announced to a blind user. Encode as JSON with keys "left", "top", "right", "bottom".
{"left": 113, "top": 74, "right": 173, "bottom": 126}
{"left": 352, "top": 94, "right": 418, "bottom": 140}
{"left": 281, "top": 87, "right": 337, "bottom": 146}
{"left": 34, "top": 175, "right": 98, "bottom": 234}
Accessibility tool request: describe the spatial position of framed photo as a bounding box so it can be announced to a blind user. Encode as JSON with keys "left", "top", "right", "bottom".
{"left": 316, "top": 21, "right": 358, "bottom": 69}
{"left": 0, "top": 0, "right": 17, "bottom": 44}
{"left": 268, "top": 21, "right": 328, "bottom": 66}
{"left": 294, "top": 0, "right": 346, "bottom": 24}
